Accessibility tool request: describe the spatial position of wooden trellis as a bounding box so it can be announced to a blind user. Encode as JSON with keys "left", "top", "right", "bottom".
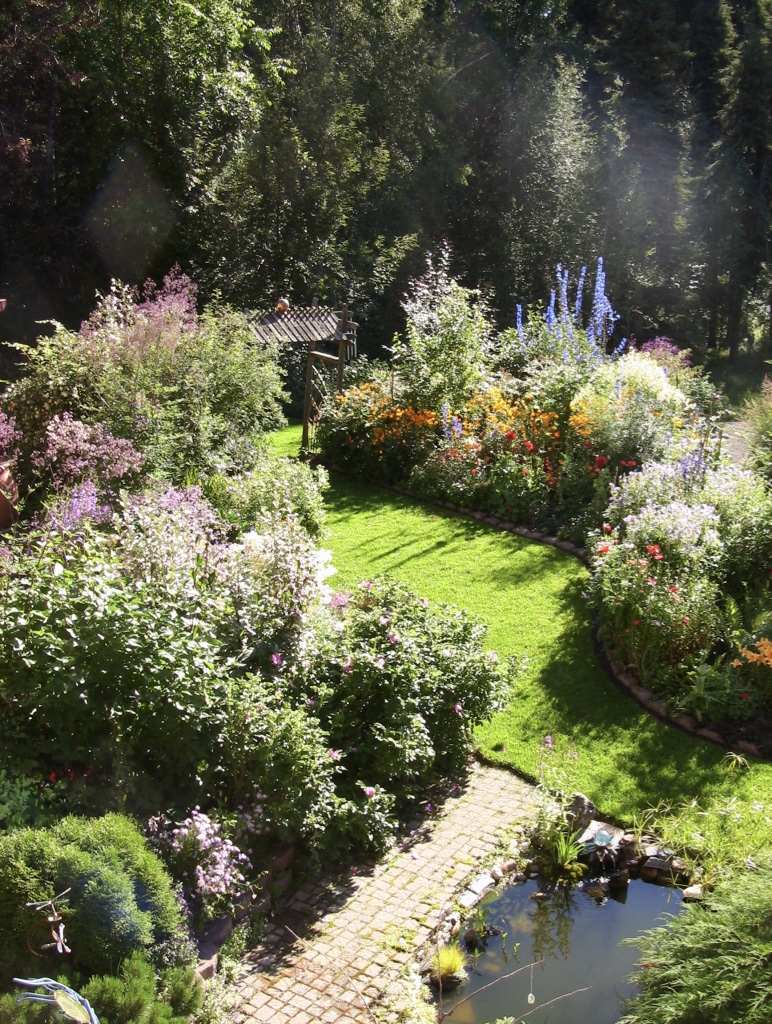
{"left": 301, "top": 305, "right": 357, "bottom": 452}
{"left": 253, "top": 303, "right": 358, "bottom": 454}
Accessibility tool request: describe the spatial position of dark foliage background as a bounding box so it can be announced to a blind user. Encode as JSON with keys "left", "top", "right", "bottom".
{"left": 1, "top": 0, "right": 770, "bottom": 360}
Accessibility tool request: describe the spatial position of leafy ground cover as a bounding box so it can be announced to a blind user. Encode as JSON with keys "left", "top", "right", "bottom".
{"left": 264, "top": 422, "right": 772, "bottom": 852}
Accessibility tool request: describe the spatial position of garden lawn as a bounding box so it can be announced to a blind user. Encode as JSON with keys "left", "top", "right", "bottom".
{"left": 327, "top": 475, "right": 772, "bottom": 842}
{"left": 267, "top": 426, "right": 772, "bottom": 849}
{"left": 269, "top": 419, "right": 303, "bottom": 458}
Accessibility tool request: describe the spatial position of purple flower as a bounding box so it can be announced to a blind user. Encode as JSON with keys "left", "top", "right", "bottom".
{"left": 375, "top": 657, "right": 385, "bottom": 670}
{"left": 387, "top": 632, "right": 399, "bottom": 644}
{"left": 32, "top": 413, "right": 145, "bottom": 488}
{"left": 544, "top": 734, "right": 554, "bottom": 752}
{"left": 328, "top": 748, "right": 342, "bottom": 761}
{"left": 454, "top": 702, "right": 462, "bottom": 715}
{"left": 271, "top": 652, "right": 283, "bottom": 667}
{"left": 365, "top": 786, "right": 376, "bottom": 799}
{"left": 342, "top": 656, "right": 353, "bottom": 674}
{"left": 330, "top": 591, "right": 350, "bottom": 608}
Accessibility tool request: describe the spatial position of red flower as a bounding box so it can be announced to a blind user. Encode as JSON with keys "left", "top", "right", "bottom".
{"left": 633, "top": 619, "right": 641, "bottom": 626}
{"left": 647, "top": 577, "right": 657, "bottom": 586}
{"left": 603, "top": 523, "right": 613, "bottom": 533}
{"left": 524, "top": 440, "right": 535, "bottom": 452}
{"left": 583, "top": 440, "right": 592, "bottom": 448}
{"left": 505, "top": 430, "right": 516, "bottom": 440}
{"left": 681, "top": 616, "right": 690, "bottom": 625}
{"left": 470, "top": 468, "right": 477, "bottom": 475}
{"left": 669, "top": 585, "right": 678, "bottom": 593}
{"left": 48, "top": 771, "right": 57, "bottom": 783}
{"left": 628, "top": 460, "right": 636, "bottom": 467}
{"left": 647, "top": 544, "right": 660, "bottom": 555}
{"left": 522, "top": 469, "right": 529, "bottom": 476}
{"left": 598, "top": 544, "right": 610, "bottom": 555}
{"left": 740, "top": 692, "right": 750, "bottom": 700}
{"left": 594, "top": 455, "right": 608, "bottom": 469}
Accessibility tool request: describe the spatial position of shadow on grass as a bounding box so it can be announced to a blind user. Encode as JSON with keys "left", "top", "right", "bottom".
{"left": 326, "top": 474, "right": 772, "bottom": 826}
{"left": 326, "top": 473, "right": 573, "bottom": 589}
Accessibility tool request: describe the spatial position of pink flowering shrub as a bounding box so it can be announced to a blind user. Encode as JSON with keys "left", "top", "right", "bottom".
{"left": 284, "top": 579, "right": 513, "bottom": 799}
{"left": 0, "top": 407, "right": 20, "bottom": 464}
{"left": 31, "top": 412, "right": 146, "bottom": 488}
{"left": 3, "top": 267, "right": 286, "bottom": 492}
{"left": 145, "top": 808, "right": 250, "bottom": 923}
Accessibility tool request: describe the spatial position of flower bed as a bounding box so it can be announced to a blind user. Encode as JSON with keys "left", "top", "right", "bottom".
{"left": 316, "top": 255, "right": 771, "bottom": 748}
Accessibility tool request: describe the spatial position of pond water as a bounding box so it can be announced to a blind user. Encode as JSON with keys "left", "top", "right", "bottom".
{"left": 436, "top": 878, "right": 683, "bottom": 1024}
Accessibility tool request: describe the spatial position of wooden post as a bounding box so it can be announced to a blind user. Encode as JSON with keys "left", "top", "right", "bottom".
{"left": 337, "top": 304, "right": 349, "bottom": 394}
{"left": 302, "top": 343, "right": 315, "bottom": 451}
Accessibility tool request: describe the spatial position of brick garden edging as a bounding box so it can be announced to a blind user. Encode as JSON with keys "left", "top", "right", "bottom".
{"left": 327, "top": 467, "right": 765, "bottom": 761}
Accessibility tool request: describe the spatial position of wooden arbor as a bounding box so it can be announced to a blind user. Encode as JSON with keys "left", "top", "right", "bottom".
{"left": 253, "top": 304, "right": 358, "bottom": 453}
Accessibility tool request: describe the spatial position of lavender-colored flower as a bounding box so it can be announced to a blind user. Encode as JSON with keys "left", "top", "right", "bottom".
{"left": 46, "top": 481, "right": 114, "bottom": 531}
{"left": 32, "top": 413, "right": 145, "bottom": 488}
{"left": 0, "top": 408, "right": 20, "bottom": 462}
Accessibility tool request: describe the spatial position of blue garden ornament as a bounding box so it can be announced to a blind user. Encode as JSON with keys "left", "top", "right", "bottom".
{"left": 14, "top": 979, "right": 100, "bottom": 1024}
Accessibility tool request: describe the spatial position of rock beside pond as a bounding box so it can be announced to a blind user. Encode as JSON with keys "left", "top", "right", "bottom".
{"left": 609, "top": 869, "right": 629, "bottom": 892}
{"left": 682, "top": 883, "right": 704, "bottom": 901}
{"left": 567, "top": 793, "right": 596, "bottom": 832}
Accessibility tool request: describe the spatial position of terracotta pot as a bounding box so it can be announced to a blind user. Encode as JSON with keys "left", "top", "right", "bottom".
{"left": 0, "top": 461, "right": 18, "bottom": 530}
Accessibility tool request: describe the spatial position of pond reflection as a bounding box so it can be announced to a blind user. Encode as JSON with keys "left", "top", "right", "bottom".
{"left": 436, "top": 878, "right": 682, "bottom": 1024}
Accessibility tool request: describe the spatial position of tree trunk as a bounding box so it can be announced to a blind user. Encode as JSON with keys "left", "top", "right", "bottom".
{"left": 725, "top": 284, "right": 743, "bottom": 362}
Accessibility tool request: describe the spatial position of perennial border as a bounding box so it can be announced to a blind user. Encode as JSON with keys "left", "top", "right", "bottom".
{"left": 324, "top": 465, "right": 766, "bottom": 762}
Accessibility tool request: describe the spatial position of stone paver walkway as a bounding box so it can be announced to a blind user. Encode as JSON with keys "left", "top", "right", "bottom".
{"left": 233, "top": 764, "right": 537, "bottom": 1024}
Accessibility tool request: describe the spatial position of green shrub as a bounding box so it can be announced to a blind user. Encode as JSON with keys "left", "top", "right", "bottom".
{"left": 0, "top": 955, "right": 203, "bottom": 1024}
{"left": 0, "top": 814, "right": 184, "bottom": 984}
{"left": 745, "top": 376, "right": 772, "bottom": 481}
{"left": 620, "top": 858, "right": 772, "bottom": 1024}
{"left": 0, "top": 487, "right": 325, "bottom": 810}
{"left": 286, "top": 580, "right": 513, "bottom": 794}
{"left": 82, "top": 953, "right": 201, "bottom": 1024}
{"left": 393, "top": 246, "right": 492, "bottom": 410}
{"left": 202, "top": 452, "right": 328, "bottom": 540}
{"left": 3, "top": 271, "right": 287, "bottom": 493}
{"left": 220, "top": 672, "right": 347, "bottom": 850}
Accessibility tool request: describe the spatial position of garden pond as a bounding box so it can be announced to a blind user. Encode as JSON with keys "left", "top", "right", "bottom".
{"left": 437, "top": 877, "right": 683, "bottom": 1023}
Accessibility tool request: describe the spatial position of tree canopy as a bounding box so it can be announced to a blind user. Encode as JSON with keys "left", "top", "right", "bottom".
{"left": 1, "top": 0, "right": 770, "bottom": 356}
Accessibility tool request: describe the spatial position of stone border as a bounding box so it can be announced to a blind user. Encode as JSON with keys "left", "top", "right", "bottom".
{"left": 324, "top": 466, "right": 766, "bottom": 761}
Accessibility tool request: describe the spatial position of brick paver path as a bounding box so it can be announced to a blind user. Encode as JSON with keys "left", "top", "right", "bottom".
{"left": 233, "top": 764, "right": 537, "bottom": 1024}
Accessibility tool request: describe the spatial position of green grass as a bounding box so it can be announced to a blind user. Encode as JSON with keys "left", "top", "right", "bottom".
{"left": 267, "top": 419, "right": 303, "bottom": 458}
{"left": 320, "top": 472, "right": 772, "bottom": 845}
